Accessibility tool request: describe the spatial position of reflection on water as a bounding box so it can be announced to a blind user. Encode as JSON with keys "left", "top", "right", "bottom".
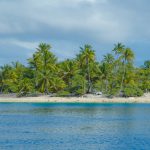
{"left": 0, "top": 103, "right": 150, "bottom": 150}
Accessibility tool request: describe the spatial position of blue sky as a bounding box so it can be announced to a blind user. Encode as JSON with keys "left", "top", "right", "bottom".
{"left": 0, "top": 0, "right": 150, "bottom": 66}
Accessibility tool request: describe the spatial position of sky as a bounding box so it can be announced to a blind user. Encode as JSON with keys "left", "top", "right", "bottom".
{"left": 0, "top": 0, "right": 150, "bottom": 66}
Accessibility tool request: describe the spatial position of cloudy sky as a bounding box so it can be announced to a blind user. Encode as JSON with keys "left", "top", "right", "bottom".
{"left": 0, "top": 0, "right": 150, "bottom": 66}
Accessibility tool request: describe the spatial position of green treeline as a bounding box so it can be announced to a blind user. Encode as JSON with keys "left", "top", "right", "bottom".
{"left": 0, "top": 43, "right": 150, "bottom": 97}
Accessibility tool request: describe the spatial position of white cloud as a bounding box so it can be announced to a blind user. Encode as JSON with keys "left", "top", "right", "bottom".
{"left": 0, "top": 39, "right": 38, "bottom": 50}
{"left": 11, "top": 40, "right": 38, "bottom": 50}
{"left": 0, "top": 0, "right": 150, "bottom": 65}
{"left": 0, "top": 0, "right": 128, "bottom": 42}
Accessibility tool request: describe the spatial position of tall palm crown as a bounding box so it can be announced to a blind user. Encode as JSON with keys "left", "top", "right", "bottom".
{"left": 103, "top": 53, "right": 114, "bottom": 64}
{"left": 37, "top": 43, "right": 57, "bottom": 70}
{"left": 113, "top": 43, "right": 125, "bottom": 55}
{"left": 79, "top": 44, "right": 95, "bottom": 64}
{"left": 122, "top": 48, "right": 135, "bottom": 63}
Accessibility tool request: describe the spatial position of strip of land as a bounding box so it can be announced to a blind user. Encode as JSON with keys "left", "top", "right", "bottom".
{"left": 0, "top": 94, "right": 150, "bottom": 103}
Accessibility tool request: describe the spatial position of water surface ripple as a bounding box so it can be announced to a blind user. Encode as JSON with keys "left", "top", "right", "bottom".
{"left": 0, "top": 103, "right": 150, "bottom": 150}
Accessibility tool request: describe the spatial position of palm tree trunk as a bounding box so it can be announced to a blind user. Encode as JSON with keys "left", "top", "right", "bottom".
{"left": 105, "top": 79, "right": 108, "bottom": 93}
{"left": 120, "top": 60, "right": 126, "bottom": 93}
{"left": 83, "top": 79, "right": 86, "bottom": 95}
{"left": 0, "top": 74, "right": 4, "bottom": 93}
{"left": 45, "top": 79, "right": 49, "bottom": 95}
{"left": 87, "top": 57, "right": 91, "bottom": 93}
{"left": 34, "top": 70, "right": 38, "bottom": 90}
{"left": 1, "top": 84, "right": 3, "bottom": 93}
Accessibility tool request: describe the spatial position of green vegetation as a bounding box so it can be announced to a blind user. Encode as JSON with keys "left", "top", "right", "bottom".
{"left": 0, "top": 43, "right": 149, "bottom": 97}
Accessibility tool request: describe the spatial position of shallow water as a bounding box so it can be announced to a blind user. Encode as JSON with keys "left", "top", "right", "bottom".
{"left": 0, "top": 103, "right": 150, "bottom": 150}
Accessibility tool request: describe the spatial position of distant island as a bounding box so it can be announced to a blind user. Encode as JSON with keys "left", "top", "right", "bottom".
{"left": 0, "top": 42, "right": 150, "bottom": 102}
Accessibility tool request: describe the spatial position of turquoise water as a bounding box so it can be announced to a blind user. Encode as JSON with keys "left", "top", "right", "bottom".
{"left": 0, "top": 103, "right": 150, "bottom": 150}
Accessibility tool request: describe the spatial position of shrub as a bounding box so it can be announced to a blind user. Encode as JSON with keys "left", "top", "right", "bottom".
{"left": 56, "top": 90, "right": 71, "bottom": 97}
{"left": 123, "top": 86, "right": 143, "bottom": 97}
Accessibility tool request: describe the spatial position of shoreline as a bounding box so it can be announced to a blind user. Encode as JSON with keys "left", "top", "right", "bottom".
{"left": 0, "top": 95, "right": 150, "bottom": 103}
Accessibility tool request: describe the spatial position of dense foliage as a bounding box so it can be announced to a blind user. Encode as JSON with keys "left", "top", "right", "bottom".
{"left": 0, "top": 43, "right": 149, "bottom": 97}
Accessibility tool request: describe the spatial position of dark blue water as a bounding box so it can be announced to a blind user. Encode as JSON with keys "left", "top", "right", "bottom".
{"left": 0, "top": 103, "right": 150, "bottom": 150}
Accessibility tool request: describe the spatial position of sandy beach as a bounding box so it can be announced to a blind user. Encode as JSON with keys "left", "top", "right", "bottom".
{"left": 0, "top": 94, "right": 150, "bottom": 103}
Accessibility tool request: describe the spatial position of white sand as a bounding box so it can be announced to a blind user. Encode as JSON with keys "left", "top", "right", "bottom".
{"left": 0, "top": 94, "right": 150, "bottom": 103}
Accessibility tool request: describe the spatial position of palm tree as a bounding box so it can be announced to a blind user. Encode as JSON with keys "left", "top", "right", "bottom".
{"left": 101, "top": 54, "right": 115, "bottom": 93}
{"left": 112, "top": 43, "right": 125, "bottom": 86}
{"left": 113, "top": 43, "right": 125, "bottom": 57}
{"left": 77, "top": 44, "right": 95, "bottom": 93}
{"left": 0, "top": 65, "right": 12, "bottom": 93}
{"left": 103, "top": 53, "right": 114, "bottom": 64}
{"left": 28, "top": 53, "right": 41, "bottom": 89}
{"left": 120, "top": 48, "right": 135, "bottom": 92}
{"left": 59, "top": 59, "right": 78, "bottom": 88}
{"left": 50, "top": 77, "right": 66, "bottom": 92}
{"left": 18, "top": 78, "right": 34, "bottom": 96}
{"left": 28, "top": 43, "right": 57, "bottom": 94}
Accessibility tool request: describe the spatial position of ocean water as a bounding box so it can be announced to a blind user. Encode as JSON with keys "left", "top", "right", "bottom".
{"left": 0, "top": 103, "right": 150, "bottom": 150}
